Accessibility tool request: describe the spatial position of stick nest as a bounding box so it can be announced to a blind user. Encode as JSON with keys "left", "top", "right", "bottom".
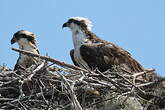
{"left": 0, "top": 49, "right": 164, "bottom": 110}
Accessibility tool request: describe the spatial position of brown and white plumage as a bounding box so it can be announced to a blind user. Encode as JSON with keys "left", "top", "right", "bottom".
{"left": 63, "top": 17, "right": 144, "bottom": 72}
{"left": 11, "top": 30, "right": 40, "bottom": 70}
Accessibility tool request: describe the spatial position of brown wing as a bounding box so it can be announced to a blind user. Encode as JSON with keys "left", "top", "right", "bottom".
{"left": 80, "top": 43, "right": 144, "bottom": 72}
{"left": 70, "top": 49, "right": 79, "bottom": 66}
{"left": 14, "top": 52, "right": 22, "bottom": 71}
{"left": 14, "top": 59, "right": 20, "bottom": 71}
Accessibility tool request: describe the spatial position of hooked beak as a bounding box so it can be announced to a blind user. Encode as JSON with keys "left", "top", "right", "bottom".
{"left": 11, "top": 37, "right": 16, "bottom": 44}
{"left": 62, "top": 22, "right": 68, "bottom": 28}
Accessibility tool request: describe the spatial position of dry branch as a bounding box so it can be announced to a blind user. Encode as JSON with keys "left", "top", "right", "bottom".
{"left": 12, "top": 48, "right": 87, "bottom": 72}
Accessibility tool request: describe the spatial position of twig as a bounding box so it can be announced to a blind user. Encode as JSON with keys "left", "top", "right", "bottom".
{"left": 26, "top": 62, "right": 45, "bottom": 81}
{"left": 39, "top": 86, "right": 49, "bottom": 105}
{"left": 56, "top": 70, "right": 83, "bottom": 110}
{"left": 0, "top": 98, "right": 14, "bottom": 101}
{"left": 17, "top": 100, "right": 27, "bottom": 110}
{"left": 18, "top": 81, "right": 24, "bottom": 100}
{"left": 132, "top": 69, "right": 155, "bottom": 85}
{"left": 114, "top": 72, "right": 146, "bottom": 95}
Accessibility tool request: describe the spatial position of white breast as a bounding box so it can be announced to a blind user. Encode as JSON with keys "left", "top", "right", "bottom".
{"left": 72, "top": 31, "right": 91, "bottom": 70}
{"left": 18, "top": 46, "right": 38, "bottom": 65}
{"left": 17, "top": 38, "right": 39, "bottom": 66}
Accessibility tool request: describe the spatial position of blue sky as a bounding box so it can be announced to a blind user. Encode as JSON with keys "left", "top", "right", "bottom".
{"left": 0, "top": 0, "right": 165, "bottom": 76}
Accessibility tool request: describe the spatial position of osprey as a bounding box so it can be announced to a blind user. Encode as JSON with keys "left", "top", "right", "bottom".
{"left": 63, "top": 17, "right": 144, "bottom": 72}
{"left": 11, "top": 30, "right": 40, "bottom": 70}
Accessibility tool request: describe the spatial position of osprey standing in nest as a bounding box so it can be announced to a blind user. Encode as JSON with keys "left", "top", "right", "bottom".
{"left": 63, "top": 17, "right": 144, "bottom": 73}
{"left": 11, "top": 30, "right": 40, "bottom": 70}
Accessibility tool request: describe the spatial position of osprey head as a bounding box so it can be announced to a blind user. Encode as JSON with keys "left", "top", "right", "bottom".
{"left": 62, "top": 17, "right": 92, "bottom": 31}
{"left": 11, "top": 30, "right": 36, "bottom": 45}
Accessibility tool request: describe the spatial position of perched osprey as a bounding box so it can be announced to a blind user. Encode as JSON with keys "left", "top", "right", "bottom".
{"left": 11, "top": 30, "right": 40, "bottom": 70}
{"left": 63, "top": 17, "right": 144, "bottom": 72}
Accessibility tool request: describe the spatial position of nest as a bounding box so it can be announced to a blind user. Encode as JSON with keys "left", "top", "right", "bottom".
{"left": 0, "top": 48, "right": 164, "bottom": 110}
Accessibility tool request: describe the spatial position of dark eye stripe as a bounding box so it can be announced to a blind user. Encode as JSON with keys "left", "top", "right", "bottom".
{"left": 14, "top": 33, "right": 34, "bottom": 43}
{"left": 68, "top": 19, "right": 88, "bottom": 30}
{"left": 68, "top": 19, "right": 80, "bottom": 25}
{"left": 68, "top": 19, "right": 74, "bottom": 23}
